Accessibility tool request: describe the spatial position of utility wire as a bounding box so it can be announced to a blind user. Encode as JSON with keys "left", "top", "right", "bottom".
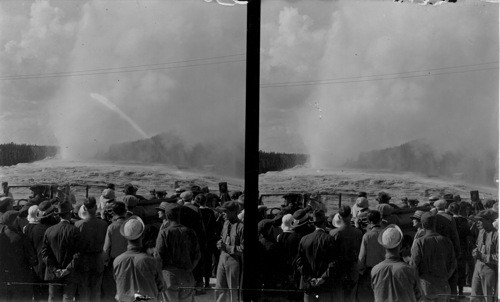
{"left": 260, "top": 65, "right": 498, "bottom": 88}
{"left": 0, "top": 58, "right": 246, "bottom": 81}
{"left": 260, "top": 61, "right": 498, "bottom": 87}
{"left": 0, "top": 53, "right": 245, "bottom": 80}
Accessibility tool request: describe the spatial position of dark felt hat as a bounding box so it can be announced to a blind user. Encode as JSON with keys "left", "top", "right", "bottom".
{"left": 217, "top": 201, "right": 239, "bottom": 213}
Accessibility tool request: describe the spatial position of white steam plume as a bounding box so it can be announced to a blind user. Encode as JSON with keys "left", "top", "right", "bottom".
{"left": 90, "top": 93, "right": 149, "bottom": 139}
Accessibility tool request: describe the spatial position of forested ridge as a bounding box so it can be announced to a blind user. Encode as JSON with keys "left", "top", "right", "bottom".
{"left": 259, "top": 151, "right": 309, "bottom": 173}
{"left": 0, "top": 143, "right": 58, "bottom": 166}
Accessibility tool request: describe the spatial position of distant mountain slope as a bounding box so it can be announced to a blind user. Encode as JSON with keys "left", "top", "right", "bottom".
{"left": 347, "top": 139, "right": 498, "bottom": 186}
{"left": 98, "top": 132, "right": 244, "bottom": 177}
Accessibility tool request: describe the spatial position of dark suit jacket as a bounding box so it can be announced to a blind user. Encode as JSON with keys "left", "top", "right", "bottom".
{"left": 296, "top": 229, "right": 337, "bottom": 291}
{"left": 0, "top": 224, "right": 37, "bottom": 282}
{"left": 41, "top": 220, "right": 81, "bottom": 280}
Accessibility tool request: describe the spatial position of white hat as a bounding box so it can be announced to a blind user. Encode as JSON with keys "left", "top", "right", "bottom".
{"left": 332, "top": 213, "right": 344, "bottom": 228}
{"left": 281, "top": 214, "right": 294, "bottom": 232}
{"left": 120, "top": 215, "right": 145, "bottom": 240}
{"left": 378, "top": 224, "right": 403, "bottom": 249}
{"left": 27, "top": 205, "right": 39, "bottom": 223}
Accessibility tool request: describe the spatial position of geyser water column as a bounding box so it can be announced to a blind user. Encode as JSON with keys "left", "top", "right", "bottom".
{"left": 90, "top": 93, "right": 149, "bottom": 139}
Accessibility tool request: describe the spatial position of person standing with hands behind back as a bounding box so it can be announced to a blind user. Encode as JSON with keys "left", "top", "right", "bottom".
{"left": 215, "top": 201, "right": 244, "bottom": 302}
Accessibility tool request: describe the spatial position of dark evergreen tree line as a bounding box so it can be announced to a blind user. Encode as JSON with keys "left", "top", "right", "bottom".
{"left": 0, "top": 143, "right": 58, "bottom": 166}
{"left": 259, "top": 151, "right": 309, "bottom": 174}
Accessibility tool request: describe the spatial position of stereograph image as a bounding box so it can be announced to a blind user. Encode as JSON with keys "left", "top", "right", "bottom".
{"left": 0, "top": 0, "right": 498, "bottom": 301}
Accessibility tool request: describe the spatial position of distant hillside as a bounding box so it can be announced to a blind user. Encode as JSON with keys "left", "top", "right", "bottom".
{"left": 98, "top": 132, "right": 244, "bottom": 177}
{"left": 0, "top": 143, "right": 59, "bottom": 166}
{"left": 347, "top": 139, "right": 498, "bottom": 186}
{"left": 98, "top": 132, "right": 309, "bottom": 176}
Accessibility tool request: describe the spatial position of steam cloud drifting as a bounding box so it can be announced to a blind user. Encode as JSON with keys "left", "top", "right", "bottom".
{"left": 296, "top": 1, "right": 498, "bottom": 168}
{"left": 1, "top": 0, "right": 498, "bottom": 180}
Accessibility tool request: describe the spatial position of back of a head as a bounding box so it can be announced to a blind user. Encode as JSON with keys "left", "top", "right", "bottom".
{"left": 84, "top": 197, "right": 97, "bottom": 214}
{"left": 484, "top": 199, "right": 497, "bottom": 209}
{"left": 338, "top": 204, "right": 351, "bottom": 220}
{"left": 448, "top": 202, "right": 460, "bottom": 215}
{"left": 367, "top": 210, "right": 381, "bottom": 224}
{"left": 195, "top": 194, "right": 206, "bottom": 206}
{"left": 421, "top": 212, "right": 436, "bottom": 230}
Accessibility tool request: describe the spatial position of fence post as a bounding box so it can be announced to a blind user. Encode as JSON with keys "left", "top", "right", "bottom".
{"left": 338, "top": 193, "right": 342, "bottom": 209}
{"left": 86, "top": 185, "right": 89, "bottom": 198}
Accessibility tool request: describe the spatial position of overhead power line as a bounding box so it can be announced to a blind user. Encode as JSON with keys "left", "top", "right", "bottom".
{"left": 260, "top": 63, "right": 498, "bottom": 88}
{"left": 260, "top": 61, "right": 498, "bottom": 87}
{"left": 0, "top": 54, "right": 496, "bottom": 87}
{"left": 0, "top": 53, "right": 246, "bottom": 81}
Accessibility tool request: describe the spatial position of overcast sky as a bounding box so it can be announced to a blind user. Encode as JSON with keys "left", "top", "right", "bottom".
{"left": 0, "top": 0, "right": 498, "bottom": 166}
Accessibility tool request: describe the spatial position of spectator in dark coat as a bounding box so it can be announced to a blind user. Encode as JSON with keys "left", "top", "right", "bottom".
{"left": 448, "top": 202, "right": 471, "bottom": 296}
{"left": 0, "top": 197, "right": 13, "bottom": 219}
{"left": 74, "top": 197, "right": 108, "bottom": 302}
{"left": 434, "top": 199, "right": 461, "bottom": 298}
{"left": 180, "top": 199, "right": 206, "bottom": 294}
{"left": 102, "top": 202, "right": 129, "bottom": 302}
{"left": 276, "top": 213, "right": 303, "bottom": 302}
{"left": 357, "top": 210, "right": 386, "bottom": 302}
{"left": 296, "top": 210, "right": 337, "bottom": 302}
{"left": 155, "top": 202, "right": 201, "bottom": 302}
{"left": 330, "top": 205, "right": 363, "bottom": 302}
{"left": 24, "top": 203, "right": 58, "bottom": 302}
{"left": 41, "top": 201, "right": 81, "bottom": 302}
{"left": 197, "top": 194, "right": 219, "bottom": 288}
{"left": 257, "top": 219, "right": 287, "bottom": 301}
{"left": 0, "top": 210, "right": 37, "bottom": 302}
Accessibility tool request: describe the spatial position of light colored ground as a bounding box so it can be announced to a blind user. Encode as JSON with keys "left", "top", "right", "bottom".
{"left": 1, "top": 159, "right": 497, "bottom": 203}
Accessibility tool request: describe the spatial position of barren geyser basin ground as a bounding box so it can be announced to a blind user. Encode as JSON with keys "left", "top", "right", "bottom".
{"left": 1, "top": 159, "right": 497, "bottom": 211}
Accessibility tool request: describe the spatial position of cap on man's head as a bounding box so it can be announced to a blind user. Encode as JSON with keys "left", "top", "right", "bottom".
{"left": 434, "top": 199, "right": 447, "bottom": 210}
{"left": 122, "top": 195, "right": 139, "bottom": 208}
{"left": 292, "top": 209, "right": 310, "bottom": 228}
{"left": 100, "top": 189, "right": 115, "bottom": 202}
{"left": 356, "top": 197, "right": 369, "bottom": 209}
{"left": 0, "top": 210, "right": 19, "bottom": 226}
{"left": 56, "top": 202, "right": 73, "bottom": 215}
{"left": 377, "top": 203, "right": 394, "bottom": 217}
{"left": 84, "top": 197, "right": 97, "bottom": 210}
{"left": 311, "top": 210, "right": 326, "bottom": 224}
{"left": 421, "top": 212, "right": 436, "bottom": 229}
{"left": 428, "top": 196, "right": 439, "bottom": 202}
{"left": 281, "top": 214, "right": 294, "bottom": 232}
{"left": 156, "top": 202, "right": 180, "bottom": 214}
{"left": 123, "top": 183, "right": 137, "bottom": 195}
{"left": 411, "top": 210, "right": 424, "bottom": 221}
{"left": 180, "top": 191, "right": 193, "bottom": 201}
{"left": 218, "top": 201, "right": 240, "bottom": 213}
{"left": 475, "top": 209, "right": 498, "bottom": 222}
{"left": 338, "top": 205, "right": 351, "bottom": 218}
{"left": 376, "top": 192, "right": 391, "bottom": 203}
{"left": 332, "top": 213, "right": 343, "bottom": 228}
{"left": 27, "top": 205, "right": 39, "bottom": 223}
{"left": 120, "top": 215, "right": 145, "bottom": 240}
{"left": 111, "top": 202, "right": 127, "bottom": 216}
{"left": 377, "top": 224, "right": 403, "bottom": 249}
{"left": 37, "top": 200, "right": 56, "bottom": 219}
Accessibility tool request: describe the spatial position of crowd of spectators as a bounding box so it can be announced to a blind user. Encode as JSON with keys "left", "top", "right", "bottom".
{"left": 0, "top": 181, "right": 497, "bottom": 302}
